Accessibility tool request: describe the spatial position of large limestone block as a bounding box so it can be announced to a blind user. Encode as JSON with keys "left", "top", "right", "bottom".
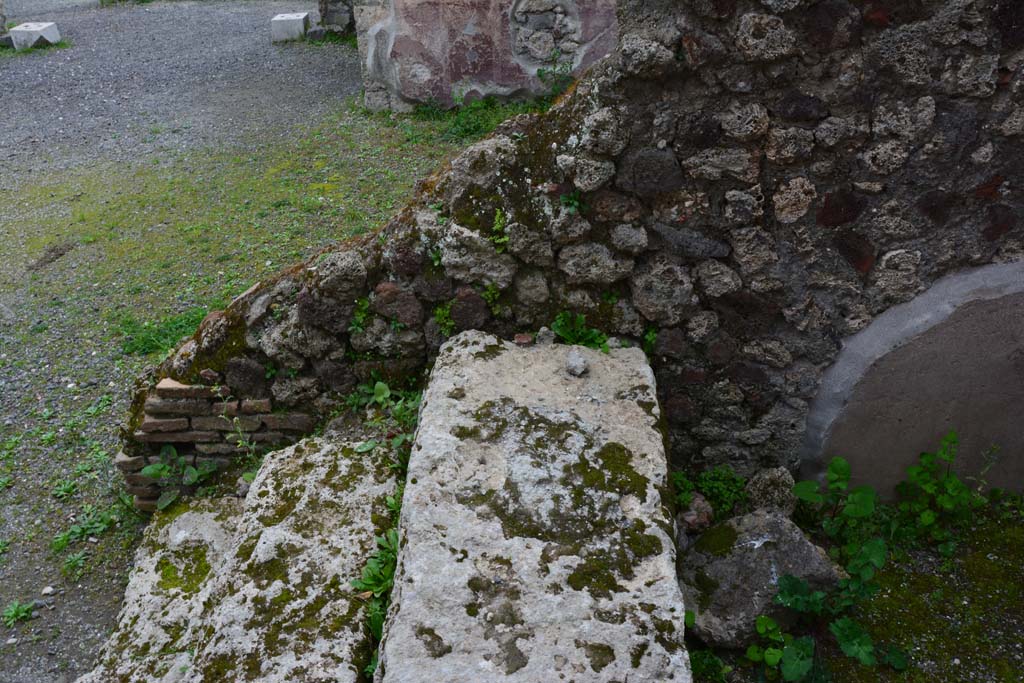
{"left": 10, "top": 22, "right": 61, "bottom": 51}
{"left": 379, "top": 331, "right": 691, "bottom": 682}
{"left": 77, "top": 437, "right": 397, "bottom": 683}
{"left": 76, "top": 498, "right": 244, "bottom": 683}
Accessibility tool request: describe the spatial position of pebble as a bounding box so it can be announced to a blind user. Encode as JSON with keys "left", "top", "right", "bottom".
{"left": 6, "top": 637, "right": 17, "bottom": 646}
{"left": 41, "top": 586, "right": 54, "bottom": 596}
{"left": 566, "top": 349, "right": 588, "bottom": 377}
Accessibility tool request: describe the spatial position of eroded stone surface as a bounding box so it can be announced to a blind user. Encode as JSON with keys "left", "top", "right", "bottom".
{"left": 78, "top": 438, "right": 396, "bottom": 682}
{"left": 678, "top": 511, "right": 841, "bottom": 649}
{"left": 378, "top": 331, "right": 690, "bottom": 681}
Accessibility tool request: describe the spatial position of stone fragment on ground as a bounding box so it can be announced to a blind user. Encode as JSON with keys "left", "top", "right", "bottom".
{"left": 378, "top": 331, "right": 691, "bottom": 682}
{"left": 10, "top": 21, "right": 60, "bottom": 50}
{"left": 271, "top": 12, "right": 309, "bottom": 42}
{"left": 77, "top": 437, "right": 396, "bottom": 683}
{"left": 678, "top": 511, "right": 842, "bottom": 649}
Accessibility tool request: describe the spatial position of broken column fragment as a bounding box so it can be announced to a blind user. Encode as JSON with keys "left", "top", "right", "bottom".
{"left": 378, "top": 331, "right": 691, "bottom": 682}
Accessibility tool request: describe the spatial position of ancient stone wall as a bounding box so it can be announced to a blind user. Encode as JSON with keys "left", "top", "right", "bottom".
{"left": 320, "top": 0, "right": 355, "bottom": 33}
{"left": 353, "top": 0, "right": 619, "bottom": 110}
{"left": 120, "top": 0, "right": 1024, "bottom": 509}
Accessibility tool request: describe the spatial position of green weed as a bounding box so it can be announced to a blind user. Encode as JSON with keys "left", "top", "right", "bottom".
{"left": 551, "top": 312, "right": 608, "bottom": 352}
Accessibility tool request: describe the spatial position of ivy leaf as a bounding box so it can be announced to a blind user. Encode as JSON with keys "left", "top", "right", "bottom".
{"left": 684, "top": 610, "right": 696, "bottom": 628}
{"left": 355, "top": 440, "right": 378, "bottom": 453}
{"left": 746, "top": 645, "right": 765, "bottom": 663}
{"left": 764, "top": 648, "right": 783, "bottom": 666}
{"left": 793, "top": 480, "right": 824, "bottom": 505}
{"left": 919, "top": 509, "right": 937, "bottom": 526}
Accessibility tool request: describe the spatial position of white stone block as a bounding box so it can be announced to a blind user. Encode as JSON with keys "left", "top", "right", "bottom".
{"left": 271, "top": 12, "right": 309, "bottom": 43}
{"left": 10, "top": 22, "right": 61, "bottom": 51}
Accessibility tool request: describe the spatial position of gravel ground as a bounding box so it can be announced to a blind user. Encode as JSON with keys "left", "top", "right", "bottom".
{"left": 0, "top": 2, "right": 364, "bottom": 681}
{"left": 1, "top": 0, "right": 361, "bottom": 182}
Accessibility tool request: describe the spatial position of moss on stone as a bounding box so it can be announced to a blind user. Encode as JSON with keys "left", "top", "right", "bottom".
{"left": 693, "top": 523, "right": 738, "bottom": 557}
{"left": 156, "top": 545, "right": 210, "bottom": 594}
{"left": 415, "top": 625, "right": 453, "bottom": 658}
{"left": 581, "top": 642, "right": 616, "bottom": 672}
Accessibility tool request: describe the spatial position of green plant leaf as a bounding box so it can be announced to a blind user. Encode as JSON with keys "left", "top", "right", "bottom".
{"left": 140, "top": 463, "right": 170, "bottom": 480}
{"left": 764, "top": 647, "right": 783, "bottom": 666}
{"left": 746, "top": 645, "right": 765, "bottom": 663}
{"left": 355, "top": 440, "right": 378, "bottom": 453}
{"left": 793, "top": 480, "right": 824, "bottom": 505}
{"left": 826, "top": 457, "right": 851, "bottom": 491}
{"left": 842, "top": 486, "right": 877, "bottom": 519}
{"left": 685, "top": 610, "right": 696, "bottom": 628}
{"left": 182, "top": 465, "right": 199, "bottom": 486}
{"left": 830, "top": 617, "right": 876, "bottom": 666}
{"left": 780, "top": 638, "right": 816, "bottom": 681}
{"left": 372, "top": 382, "right": 391, "bottom": 406}
{"left": 881, "top": 644, "right": 909, "bottom": 671}
{"left": 156, "top": 489, "right": 180, "bottom": 511}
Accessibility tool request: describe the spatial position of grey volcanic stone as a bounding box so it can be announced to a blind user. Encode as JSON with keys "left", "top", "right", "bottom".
{"left": 745, "top": 467, "right": 797, "bottom": 515}
{"left": 558, "top": 243, "right": 634, "bottom": 284}
{"left": 678, "top": 511, "right": 841, "bottom": 649}
{"left": 78, "top": 438, "right": 397, "bottom": 683}
{"left": 378, "top": 331, "right": 691, "bottom": 682}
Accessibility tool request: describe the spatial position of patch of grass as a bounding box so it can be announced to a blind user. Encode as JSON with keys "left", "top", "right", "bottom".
{"left": 116, "top": 306, "right": 211, "bottom": 356}
{"left": 413, "top": 95, "right": 547, "bottom": 143}
{"left": 309, "top": 31, "right": 357, "bottom": 49}
{"left": 0, "top": 39, "right": 72, "bottom": 58}
{"left": 2, "top": 601, "right": 33, "bottom": 628}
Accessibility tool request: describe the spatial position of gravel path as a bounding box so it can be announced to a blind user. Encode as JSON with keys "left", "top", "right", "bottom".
{"left": 0, "top": 3, "right": 363, "bottom": 681}
{"left": 1, "top": 0, "right": 362, "bottom": 182}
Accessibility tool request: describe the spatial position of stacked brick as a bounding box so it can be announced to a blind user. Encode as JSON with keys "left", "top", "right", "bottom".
{"left": 123, "top": 378, "right": 314, "bottom": 510}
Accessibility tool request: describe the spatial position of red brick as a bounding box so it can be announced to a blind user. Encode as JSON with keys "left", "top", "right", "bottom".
{"left": 124, "top": 472, "right": 157, "bottom": 487}
{"left": 139, "top": 417, "right": 189, "bottom": 433}
{"left": 192, "top": 415, "right": 261, "bottom": 432}
{"left": 249, "top": 431, "right": 289, "bottom": 444}
{"left": 144, "top": 397, "right": 212, "bottom": 416}
{"left": 213, "top": 400, "right": 241, "bottom": 417}
{"left": 133, "top": 430, "right": 221, "bottom": 443}
{"left": 240, "top": 399, "right": 273, "bottom": 414}
{"left": 126, "top": 484, "right": 159, "bottom": 498}
{"left": 260, "top": 414, "right": 315, "bottom": 432}
{"left": 114, "top": 450, "right": 146, "bottom": 473}
{"left": 155, "top": 378, "right": 219, "bottom": 399}
{"left": 196, "top": 443, "right": 247, "bottom": 455}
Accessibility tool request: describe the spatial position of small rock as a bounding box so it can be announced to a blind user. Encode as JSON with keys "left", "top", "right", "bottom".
{"left": 236, "top": 477, "right": 251, "bottom": 498}
{"left": 745, "top": 467, "right": 797, "bottom": 516}
{"left": 41, "top": 586, "right": 55, "bottom": 596}
{"left": 679, "top": 492, "right": 715, "bottom": 533}
{"left": 514, "top": 333, "right": 535, "bottom": 347}
{"left": 306, "top": 26, "right": 327, "bottom": 41}
{"left": 5, "top": 637, "right": 17, "bottom": 646}
{"left": 565, "top": 349, "right": 588, "bottom": 377}
{"left": 536, "top": 327, "right": 556, "bottom": 345}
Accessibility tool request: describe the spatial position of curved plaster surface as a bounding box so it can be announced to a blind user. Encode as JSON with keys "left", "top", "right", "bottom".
{"left": 801, "top": 261, "right": 1024, "bottom": 494}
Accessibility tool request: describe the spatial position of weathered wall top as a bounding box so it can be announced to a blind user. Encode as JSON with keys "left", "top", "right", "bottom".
{"left": 354, "top": 0, "right": 619, "bottom": 110}
{"left": 121, "top": 0, "right": 1024, "bottom": 510}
